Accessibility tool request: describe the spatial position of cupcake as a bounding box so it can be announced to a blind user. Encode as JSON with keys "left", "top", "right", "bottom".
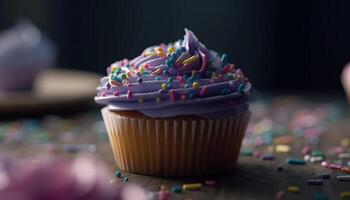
{"left": 95, "top": 29, "right": 251, "bottom": 176}
{"left": 0, "top": 20, "right": 56, "bottom": 91}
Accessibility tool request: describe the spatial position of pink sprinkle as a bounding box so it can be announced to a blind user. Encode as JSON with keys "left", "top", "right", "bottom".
{"left": 200, "top": 86, "right": 208, "bottom": 96}
{"left": 169, "top": 90, "right": 176, "bottom": 102}
{"left": 321, "top": 161, "right": 330, "bottom": 168}
{"left": 275, "top": 190, "right": 285, "bottom": 200}
{"left": 127, "top": 90, "right": 132, "bottom": 100}
{"left": 329, "top": 163, "right": 342, "bottom": 170}
{"left": 113, "top": 91, "right": 120, "bottom": 96}
{"left": 302, "top": 146, "right": 311, "bottom": 155}
{"left": 158, "top": 190, "right": 170, "bottom": 200}
{"left": 204, "top": 180, "right": 216, "bottom": 186}
{"left": 253, "top": 151, "right": 261, "bottom": 158}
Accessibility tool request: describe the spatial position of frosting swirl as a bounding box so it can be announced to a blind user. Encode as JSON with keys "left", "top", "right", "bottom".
{"left": 95, "top": 29, "right": 251, "bottom": 118}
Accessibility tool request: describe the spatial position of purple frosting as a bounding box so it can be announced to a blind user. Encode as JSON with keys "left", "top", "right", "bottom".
{"left": 95, "top": 29, "right": 251, "bottom": 118}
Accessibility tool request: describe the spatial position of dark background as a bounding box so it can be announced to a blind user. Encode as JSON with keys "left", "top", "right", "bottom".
{"left": 0, "top": 0, "right": 350, "bottom": 93}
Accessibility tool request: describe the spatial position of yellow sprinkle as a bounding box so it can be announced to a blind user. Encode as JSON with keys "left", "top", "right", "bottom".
{"left": 287, "top": 186, "right": 300, "bottom": 193}
{"left": 182, "top": 55, "right": 199, "bottom": 65}
{"left": 139, "top": 68, "right": 145, "bottom": 74}
{"left": 183, "top": 183, "right": 202, "bottom": 190}
{"left": 275, "top": 145, "right": 290, "bottom": 153}
{"left": 267, "top": 145, "right": 274, "bottom": 153}
{"left": 161, "top": 83, "right": 168, "bottom": 90}
{"left": 192, "top": 82, "right": 199, "bottom": 89}
{"left": 157, "top": 51, "right": 166, "bottom": 57}
{"left": 144, "top": 51, "right": 157, "bottom": 57}
{"left": 341, "top": 191, "right": 350, "bottom": 199}
{"left": 167, "top": 46, "right": 175, "bottom": 53}
{"left": 341, "top": 138, "right": 350, "bottom": 147}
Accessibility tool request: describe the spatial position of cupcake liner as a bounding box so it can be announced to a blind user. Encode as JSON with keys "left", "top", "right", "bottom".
{"left": 102, "top": 107, "right": 251, "bottom": 176}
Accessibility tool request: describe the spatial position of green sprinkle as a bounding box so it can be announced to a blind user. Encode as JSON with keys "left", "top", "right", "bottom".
{"left": 171, "top": 186, "right": 182, "bottom": 193}
{"left": 240, "top": 148, "right": 253, "bottom": 156}
{"left": 311, "top": 150, "right": 325, "bottom": 158}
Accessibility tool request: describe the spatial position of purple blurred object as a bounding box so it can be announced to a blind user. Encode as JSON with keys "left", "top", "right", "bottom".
{"left": 0, "top": 155, "right": 148, "bottom": 200}
{"left": 0, "top": 19, "right": 56, "bottom": 91}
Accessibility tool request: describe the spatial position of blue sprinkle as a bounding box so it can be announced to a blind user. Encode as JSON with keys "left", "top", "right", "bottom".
{"left": 115, "top": 170, "right": 122, "bottom": 177}
{"left": 137, "top": 78, "right": 143, "bottom": 84}
{"left": 166, "top": 60, "right": 173, "bottom": 67}
{"left": 167, "top": 77, "right": 173, "bottom": 83}
{"left": 155, "top": 76, "right": 162, "bottom": 80}
{"left": 261, "top": 154, "right": 275, "bottom": 160}
{"left": 314, "top": 192, "right": 328, "bottom": 200}
{"left": 306, "top": 179, "right": 323, "bottom": 185}
{"left": 158, "top": 89, "right": 165, "bottom": 93}
{"left": 125, "top": 64, "right": 130, "bottom": 68}
{"left": 184, "top": 84, "right": 190, "bottom": 88}
{"left": 182, "top": 74, "right": 188, "bottom": 80}
{"left": 171, "top": 52, "right": 177, "bottom": 59}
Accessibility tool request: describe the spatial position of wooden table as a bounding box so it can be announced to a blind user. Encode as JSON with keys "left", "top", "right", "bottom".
{"left": 1, "top": 96, "right": 349, "bottom": 200}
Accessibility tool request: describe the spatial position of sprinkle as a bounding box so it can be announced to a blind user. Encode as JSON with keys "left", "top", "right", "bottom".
{"left": 287, "top": 186, "right": 300, "bottom": 193}
{"left": 286, "top": 158, "right": 306, "bottom": 165}
{"left": 204, "top": 180, "right": 216, "bottom": 186}
{"left": 329, "top": 163, "right": 342, "bottom": 170}
{"left": 337, "top": 175, "right": 350, "bottom": 181}
{"left": 314, "top": 192, "right": 328, "bottom": 200}
{"left": 113, "top": 91, "right": 120, "bottom": 96}
{"left": 340, "top": 191, "right": 350, "bottom": 199}
{"left": 182, "top": 55, "right": 199, "bottom": 65}
{"left": 144, "top": 51, "right": 157, "bottom": 57}
{"left": 167, "top": 46, "right": 175, "bottom": 53}
{"left": 261, "top": 154, "right": 275, "bottom": 160}
{"left": 339, "top": 153, "right": 350, "bottom": 159}
{"left": 273, "top": 135, "right": 293, "bottom": 145}
{"left": 310, "top": 156, "right": 324, "bottom": 163}
{"left": 192, "top": 82, "right": 199, "bottom": 89}
{"left": 171, "top": 186, "right": 182, "bottom": 193}
{"left": 240, "top": 148, "right": 253, "bottom": 156}
{"left": 306, "top": 179, "right": 323, "bottom": 185}
{"left": 136, "top": 78, "right": 143, "bottom": 84}
{"left": 321, "top": 161, "right": 331, "bottom": 168}
{"left": 158, "top": 190, "right": 170, "bottom": 199}
{"left": 115, "top": 170, "right": 122, "bottom": 177}
{"left": 302, "top": 146, "right": 311, "bottom": 155}
{"left": 123, "top": 177, "right": 129, "bottom": 182}
{"left": 341, "top": 167, "right": 350, "bottom": 174}
{"left": 120, "top": 73, "right": 127, "bottom": 80}
{"left": 304, "top": 154, "right": 311, "bottom": 161}
{"left": 318, "top": 174, "right": 330, "bottom": 179}
{"left": 275, "top": 190, "right": 285, "bottom": 200}
{"left": 183, "top": 183, "right": 202, "bottom": 190}
{"left": 160, "top": 184, "right": 169, "bottom": 191}
{"left": 127, "top": 90, "right": 133, "bottom": 100}
{"left": 169, "top": 90, "right": 176, "bottom": 102}
{"left": 311, "top": 150, "right": 325, "bottom": 158}
{"left": 155, "top": 76, "right": 161, "bottom": 80}
{"left": 162, "top": 83, "right": 168, "bottom": 90}
{"left": 167, "top": 77, "right": 173, "bottom": 83}
{"left": 200, "top": 86, "right": 208, "bottom": 96}
{"left": 275, "top": 145, "right": 290, "bottom": 153}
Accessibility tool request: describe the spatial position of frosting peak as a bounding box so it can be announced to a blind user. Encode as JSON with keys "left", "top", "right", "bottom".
{"left": 95, "top": 29, "right": 251, "bottom": 118}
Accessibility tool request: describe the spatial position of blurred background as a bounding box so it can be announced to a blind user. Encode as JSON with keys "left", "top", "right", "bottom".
{"left": 1, "top": 0, "right": 349, "bottom": 93}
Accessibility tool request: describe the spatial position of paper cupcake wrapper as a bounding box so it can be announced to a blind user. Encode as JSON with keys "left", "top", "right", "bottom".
{"left": 102, "top": 107, "right": 251, "bottom": 176}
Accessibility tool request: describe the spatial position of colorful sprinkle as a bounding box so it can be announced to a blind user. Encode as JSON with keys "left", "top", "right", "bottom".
{"left": 182, "top": 183, "right": 202, "bottom": 190}
{"left": 287, "top": 186, "right": 300, "bottom": 193}
{"left": 114, "top": 170, "right": 122, "bottom": 177}
{"left": 341, "top": 167, "right": 350, "bottom": 174}
{"left": 182, "top": 55, "right": 199, "bottom": 65}
{"left": 204, "top": 180, "right": 216, "bottom": 186}
{"left": 275, "top": 145, "right": 290, "bottom": 153}
{"left": 162, "top": 83, "right": 168, "bottom": 90}
{"left": 306, "top": 179, "right": 323, "bottom": 185}
{"left": 275, "top": 190, "right": 285, "bottom": 200}
{"left": 286, "top": 158, "right": 306, "bottom": 165}
{"left": 200, "top": 86, "right": 208, "bottom": 96}
{"left": 171, "top": 186, "right": 182, "bottom": 193}
{"left": 193, "top": 82, "right": 199, "bottom": 89}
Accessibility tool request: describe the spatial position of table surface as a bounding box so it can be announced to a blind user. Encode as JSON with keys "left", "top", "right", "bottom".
{"left": 1, "top": 95, "right": 349, "bottom": 200}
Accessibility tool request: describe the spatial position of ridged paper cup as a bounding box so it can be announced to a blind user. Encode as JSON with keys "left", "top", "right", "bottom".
{"left": 101, "top": 107, "right": 251, "bottom": 176}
